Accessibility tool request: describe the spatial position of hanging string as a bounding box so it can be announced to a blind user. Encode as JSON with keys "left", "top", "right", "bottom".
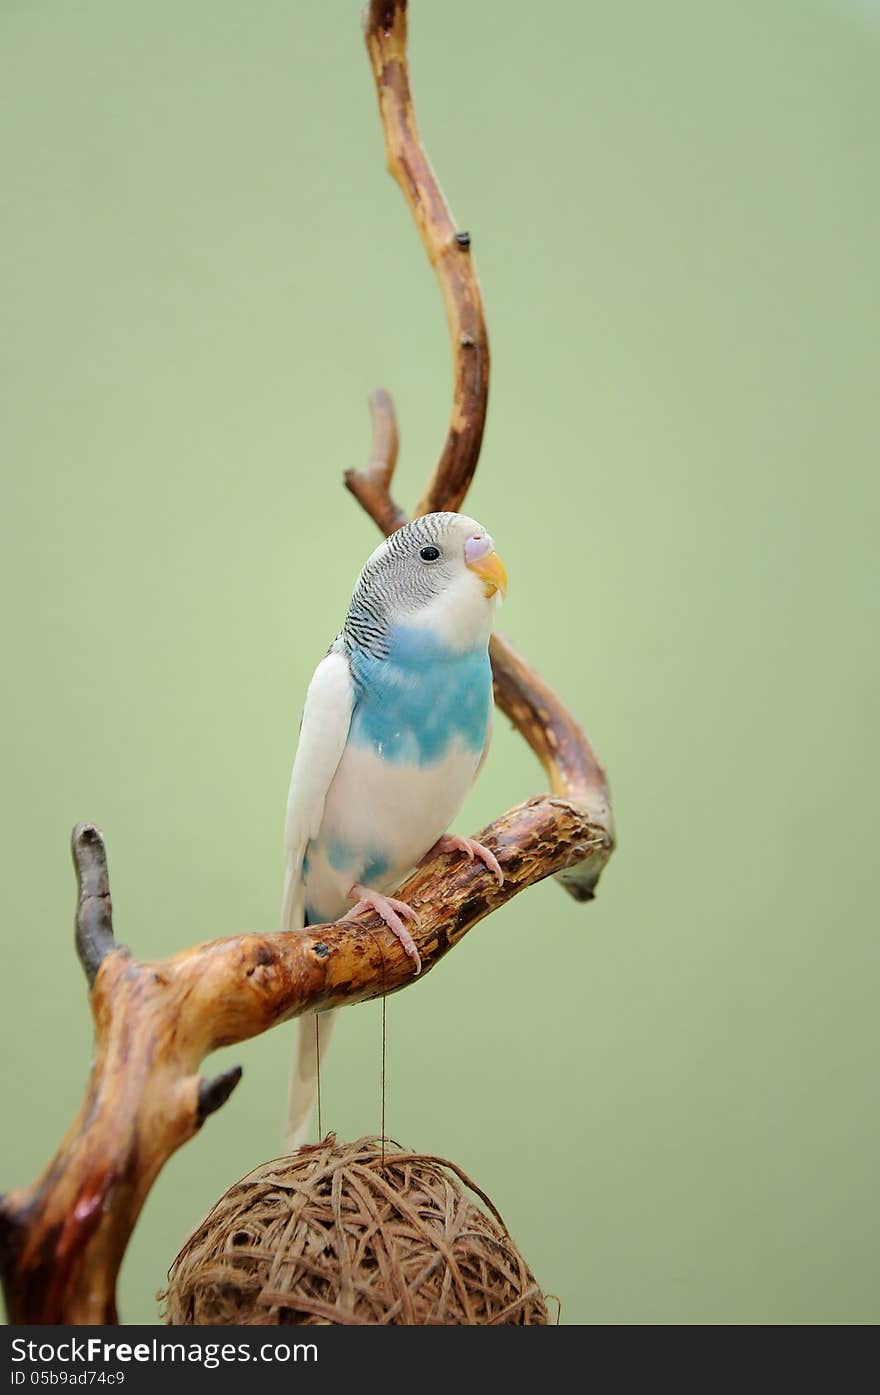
{"left": 314, "top": 1014, "right": 323, "bottom": 1140}
{"left": 367, "top": 932, "right": 388, "bottom": 1167}
{"left": 380, "top": 946, "right": 387, "bottom": 1167}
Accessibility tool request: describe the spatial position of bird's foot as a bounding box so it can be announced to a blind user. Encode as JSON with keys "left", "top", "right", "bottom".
{"left": 426, "top": 834, "right": 504, "bottom": 888}
{"left": 347, "top": 885, "right": 422, "bottom": 976}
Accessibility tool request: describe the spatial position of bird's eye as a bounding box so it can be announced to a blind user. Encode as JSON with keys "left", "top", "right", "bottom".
{"left": 419, "top": 545, "right": 441, "bottom": 562}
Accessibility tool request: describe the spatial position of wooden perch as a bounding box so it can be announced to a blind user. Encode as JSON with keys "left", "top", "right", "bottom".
{"left": 0, "top": 0, "right": 614, "bottom": 1325}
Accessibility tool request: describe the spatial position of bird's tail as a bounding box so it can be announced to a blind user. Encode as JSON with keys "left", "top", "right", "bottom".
{"left": 281, "top": 850, "right": 328, "bottom": 1152}
{"left": 285, "top": 1009, "right": 337, "bottom": 1153}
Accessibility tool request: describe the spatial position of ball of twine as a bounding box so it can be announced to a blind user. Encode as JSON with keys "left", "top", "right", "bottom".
{"left": 161, "top": 1135, "right": 548, "bottom": 1325}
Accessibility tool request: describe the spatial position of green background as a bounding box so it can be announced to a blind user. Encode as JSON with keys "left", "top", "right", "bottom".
{"left": 2, "top": 0, "right": 877, "bottom": 1325}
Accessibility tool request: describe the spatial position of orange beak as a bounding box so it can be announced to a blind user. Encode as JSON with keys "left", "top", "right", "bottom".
{"left": 465, "top": 543, "right": 508, "bottom": 599}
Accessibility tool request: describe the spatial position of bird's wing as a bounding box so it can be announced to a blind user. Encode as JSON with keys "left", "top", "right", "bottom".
{"left": 280, "top": 647, "right": 354, "bottom": 931}
{"left": 472, "top": 706, "right": 493, "bottom": 788}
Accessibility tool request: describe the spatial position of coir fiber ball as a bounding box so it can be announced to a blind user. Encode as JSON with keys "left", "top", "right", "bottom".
{"left": 162, "top": 1135, "right": 549, "bottom": 1325}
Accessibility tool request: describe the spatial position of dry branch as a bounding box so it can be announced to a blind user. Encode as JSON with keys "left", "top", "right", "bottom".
{"left": 357, "top": 0, "right": 490, "bottom": 519}
{"left": 0, "top": 0, "right": 614, "bottom": 1325}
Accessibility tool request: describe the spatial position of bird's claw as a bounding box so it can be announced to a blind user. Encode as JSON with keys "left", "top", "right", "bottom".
{"left": 429, "top": 834, "right": 504, "bottom": 888}
{"left": 347, "top": 885, "right": 422, "bottom": 975}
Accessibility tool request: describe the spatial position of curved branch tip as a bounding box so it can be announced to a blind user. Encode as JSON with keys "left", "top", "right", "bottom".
{"left": 364, "top": 0, "right": 406, "bottom": 41}
{"left": 197, "top": 1066, "right": 244, "bottom": 1125}
{"left": 71, "top": 822, "right": 116, "bottom": 988}
{"left": 71, "top": 822, "right": 108, "bottom": 888}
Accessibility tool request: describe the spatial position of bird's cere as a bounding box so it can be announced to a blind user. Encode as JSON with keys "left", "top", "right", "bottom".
{"left": 463, "top": 532, "right": 493, "bottom": 564}
{"left": 464, "top": 532, "right": 508, "bottom": 599}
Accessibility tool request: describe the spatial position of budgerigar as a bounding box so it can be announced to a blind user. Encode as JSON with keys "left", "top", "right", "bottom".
{"left": 281, "top": 512, "right": 507, "bottom": 1151}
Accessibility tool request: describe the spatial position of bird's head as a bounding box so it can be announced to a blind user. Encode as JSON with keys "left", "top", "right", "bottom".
{"left": 346, "top": 512, "right": 507, "bottom": 654}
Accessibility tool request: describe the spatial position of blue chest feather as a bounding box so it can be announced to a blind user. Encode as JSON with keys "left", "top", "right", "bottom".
{"left": 347, "top": 625, "right": 491, "bottom": 766}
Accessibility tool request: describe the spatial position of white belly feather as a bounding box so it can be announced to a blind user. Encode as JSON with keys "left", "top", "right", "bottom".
{"left": 302, "top": 736, "right": 481, "bottom": 925}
